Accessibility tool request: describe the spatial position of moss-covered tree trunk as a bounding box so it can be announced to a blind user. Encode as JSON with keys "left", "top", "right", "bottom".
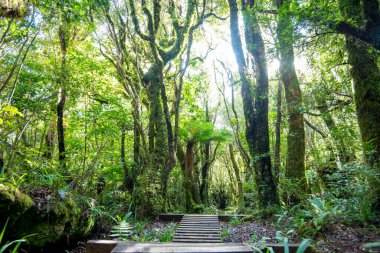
{"left": 229, "top": 144, "right": 244, "bottom": 209}
{"left": 144, "top": 66, "right": 168, "bottom": 173}
{"left": 43, "top": 119, "right": 54, "bottom": 159}
{"left": 200, "top": 102, "right": 211, "bottom": 205}
{"left": 339, "top": 0, "right": 380, "bottom": 213}
{"left": 274, "top": 81, "right": 282, "bottom": 184}
{"left": 57, "top": 17, "right": 68, "bottom": 171}
{"left": 229, "top": 0, "right": 278, "bottom": 208}
{"left": 184, "top": 141, "right": 201, "bottom": 211}
{"left": 241, "top": 0, "right": 279, "bottom": 207}
{"left": 276, "top": 0, "right": 307, "bottom": 204}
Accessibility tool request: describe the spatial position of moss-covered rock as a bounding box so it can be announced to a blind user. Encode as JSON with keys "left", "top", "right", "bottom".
{"left": 0, "top": 183, "right": 97, "bottom": 248}
{"left": 0, "top": 183, "right": 34, "bottom": 221}
{"left": 0, "top": 184, "right": 68, "bottom": 247}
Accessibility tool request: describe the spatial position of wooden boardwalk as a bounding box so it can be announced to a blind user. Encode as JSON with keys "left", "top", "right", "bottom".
{"left": 87, "top": 214, "right": 311, "bottom": 252}
{"left": 172, "top": 215, "right": 221, "bottom": 243}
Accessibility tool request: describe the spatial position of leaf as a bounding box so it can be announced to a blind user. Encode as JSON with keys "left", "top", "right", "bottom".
{"left": 363, "top": 241, "right": 380, "bottom": 248}
{"left": 1, "top": 105, "right": 24, "bottom": 117}
{"left": 0, "top": 239, "right": 26, "bottom": 253}
{"left": 296, "top": 239, "right": 312, "bottom": 253}
{"left": 0, "top": 218, "right": 9, "bottom": 243}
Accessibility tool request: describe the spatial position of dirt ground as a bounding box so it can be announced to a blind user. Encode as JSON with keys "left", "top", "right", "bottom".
{"left": 221, "top": 221, "right": 380, "bottom": 252}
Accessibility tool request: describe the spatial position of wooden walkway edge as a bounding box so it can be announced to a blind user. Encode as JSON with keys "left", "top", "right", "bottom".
{"left": 111, "top": 242, "right": 252, "bottom": 253}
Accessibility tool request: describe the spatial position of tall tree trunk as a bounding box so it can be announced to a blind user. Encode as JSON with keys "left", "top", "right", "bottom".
{"left": 339, "top": 0, "right": 380, "bottom": 213}
{"left": 229, "top": 144, "right": 244, "bottom": 209}
{"left": 57, "top": 18, "right": 67, "bottom": 170}
{"left": 184, "top": 141, "right": 201, "bottom": 211}
{"left": 240, "top": 0, "right": 279, "bottom": 207}
{"left": 274, "top": 81, "right": 282, "bottom": 184}
{"left": 276, "top": 0, "right": 307, "bottom": 204}
{"left": 121, "top": 123, "right": 133, "bottom": 190}
{"left": 43, "top": 119, "right": 54, "bottom": 159}
{"left": 0, "top": 150, "right": 4, "bottom": 172}
{"left": 200, "top": 101, "right": 210, "bottom": 204}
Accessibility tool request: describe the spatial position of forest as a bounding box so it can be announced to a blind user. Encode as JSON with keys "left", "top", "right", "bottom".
{"left": 0, "top": 0, "right": 379, "bottom": 252}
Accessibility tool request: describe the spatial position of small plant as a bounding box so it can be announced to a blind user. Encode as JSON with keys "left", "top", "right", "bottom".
{"left": 158, "top": 224, "right": 177, "bottom": 242}
{"left": 230, "top": 215, "right": 241, "bottom": 226}
{"left": 220, "top": 228, "right": 230, "bottom": 242}
{"left": 109, "top": 212, "right": 133, "bottom": 240}
{"left": 297, "top": 197, "right": 337, "bottom": 237}
{"left": 0, "top": 218, "right": 25, "bottom": 253}
{"left": 110, "top": 220, "right": 133, "bottom": 240}
{"left": 275, "top": 231, "right": 312, "bottom": 253}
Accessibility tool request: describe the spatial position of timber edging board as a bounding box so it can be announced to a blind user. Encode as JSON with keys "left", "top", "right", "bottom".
{"left": 86, "top": 240, "right": 118, "bottom": 253}
{"left": 158, "top": 214, "right": 247, "bottom": 222}
{"left": 111, "top": 242, "right": 253, "bottom": 253}
{"left": 86, "top": 240, "right": 313, "bottom": 253}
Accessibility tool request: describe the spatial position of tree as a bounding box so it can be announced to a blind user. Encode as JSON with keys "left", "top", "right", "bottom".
{"left": 339, "top": 0, "right": 380, "bottom": 213}
{"left": 228, "top": 0, "right": 279, "bottom": 209}
{"left": 180, "top": 122, "right": 228, "bottom": 211}
{"left": 276, "top": 0, "right": 307, "bottom": 204}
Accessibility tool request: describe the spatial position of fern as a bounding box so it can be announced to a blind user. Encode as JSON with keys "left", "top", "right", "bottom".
{"left": 109, "top": 220, "right": 133, "bottom": 240}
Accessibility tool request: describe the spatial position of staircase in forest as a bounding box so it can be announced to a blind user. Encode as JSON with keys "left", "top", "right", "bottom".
{"left": 172, "top": 215, "right": 221, "bottom": 243}
{"left": 86, "top": 214, "right": 310, "bottom": 253}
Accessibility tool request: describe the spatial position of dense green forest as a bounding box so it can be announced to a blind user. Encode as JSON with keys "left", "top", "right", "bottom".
{"left": 0, "top": 0, "right": 379, "bottom": 252}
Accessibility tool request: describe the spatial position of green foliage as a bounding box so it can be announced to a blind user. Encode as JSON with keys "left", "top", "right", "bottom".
{"left": 230, "top": 215, "right": 242, "bottom": 226}
{"left": 157, "top": 224, "right": 177, "bottom": 242}
{"left": 180, "top": 122, "right": 230, "bottom": 143}
{"left": 0, "top": 218, "right": 37, "bottom": 253}
{"left": 220, "top": 228, "right": 230, "bottom": 242}
{"left": 130, "top": 222, "right": 177, "bottom": 243}
{"left": 109, "top": 220, "right": 133, "bottom": 241}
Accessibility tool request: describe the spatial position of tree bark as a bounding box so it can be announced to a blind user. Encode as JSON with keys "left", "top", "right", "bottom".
{"left": 339, "top": 0, "right": 380, "bottom": 213}
{"left": 57, "top": 18, "right": 68, "bottom": 170}
{"left": 241, "top": 0, "right": 279, "bottom": 207}
{"left": 229, "top": 144, "right": 244, "bottom": 209}
{"left": 121, "top": 123, "right": 133, "bottom": 190}
{"left": 276, "top": 0, "right": 307, "bottom": 204}
{"left": 43, "top": 119, "right": 54, "bottom": 159}
{"left": 200, "top": 101, "right": 211, "bottom": 204}
{"left": 274, "top": 81, "right": 282, "bottom": 184}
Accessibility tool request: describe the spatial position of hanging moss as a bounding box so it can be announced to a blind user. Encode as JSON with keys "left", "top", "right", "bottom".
{"left": 0, "top": 0, "right": 29, "bottom": 18}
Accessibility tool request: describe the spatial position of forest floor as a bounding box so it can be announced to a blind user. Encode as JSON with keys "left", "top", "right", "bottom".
{"left": 69, "top": 220, "right": 380, "bottom": 253}
{"left": 221, "top": 220, "right": 380, "bottom": 252}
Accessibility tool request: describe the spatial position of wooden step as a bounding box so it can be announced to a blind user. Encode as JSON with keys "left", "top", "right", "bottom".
{"left": 175, "top": 231, "right": 220, "bottom": 235}
{"left": 172, "top": 214, "right": 222, "bottom": 244}
{"left": 172, "top": 239, "right": 222, "bottom": 243}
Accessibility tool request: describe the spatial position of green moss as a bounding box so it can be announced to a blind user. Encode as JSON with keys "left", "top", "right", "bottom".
{"left": 0, "top": 183, "right": 34, "bottom": 220}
